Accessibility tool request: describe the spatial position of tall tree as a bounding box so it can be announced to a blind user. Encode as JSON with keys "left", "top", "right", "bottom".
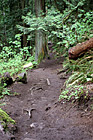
{"left": 20, "top": 0, "right": 27, "bottom": 48}
{"left": 35, "top": 0, "right": 47, "bottom": 62}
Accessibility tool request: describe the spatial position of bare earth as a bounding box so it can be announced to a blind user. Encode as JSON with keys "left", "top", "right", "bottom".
{"left": 0, "top": 55, "right": 93, "bottom": 140}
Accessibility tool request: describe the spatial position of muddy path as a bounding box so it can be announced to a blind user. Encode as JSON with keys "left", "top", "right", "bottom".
{"left": 1, "top": 56, "right": 93, "bottom": 140}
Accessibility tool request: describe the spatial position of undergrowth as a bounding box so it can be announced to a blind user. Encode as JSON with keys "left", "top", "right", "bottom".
{"left": 0, "top": 35, "right": 37, "bottom": 98}
{"left": 59, "top": 49, "right": 93, "bottom": 102}
{"left": 59, "top": 85, "right": 89, "bottom": 101}
{"left": 0, "top": 55, "right": 35, "bottom": 98}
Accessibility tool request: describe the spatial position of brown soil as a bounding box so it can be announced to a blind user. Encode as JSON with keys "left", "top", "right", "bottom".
{"left": 0, "top": 55, "right": 93, "bottom": 140}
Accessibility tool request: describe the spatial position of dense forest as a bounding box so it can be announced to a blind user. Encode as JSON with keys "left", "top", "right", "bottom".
{"left": 0, "top": 0, "right": 93, "bottom": 139}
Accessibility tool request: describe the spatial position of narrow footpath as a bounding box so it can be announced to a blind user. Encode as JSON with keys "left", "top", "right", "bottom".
{"left": 1, "top": 56, "right": 93, "bottom": 140}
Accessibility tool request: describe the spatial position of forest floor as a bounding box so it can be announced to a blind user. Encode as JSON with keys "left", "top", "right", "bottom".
{"left": 0, "top": 53, "right": 93, "bottom": 140}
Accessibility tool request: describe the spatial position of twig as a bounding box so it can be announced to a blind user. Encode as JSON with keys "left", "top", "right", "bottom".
{"left": 22, "top": 108, "right": 36, "bottom": 118}
{"left": 46, "top": 78, "right": 51, "bottom": 86}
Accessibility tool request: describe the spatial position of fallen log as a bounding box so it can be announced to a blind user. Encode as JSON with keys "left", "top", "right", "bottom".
{"left": 68, "top": 38, "right": 93, "bottom": 59}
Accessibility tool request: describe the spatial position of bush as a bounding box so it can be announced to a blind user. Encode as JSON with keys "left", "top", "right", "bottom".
{"left": 59, "top": 49, "right": 93, "bottom": 102}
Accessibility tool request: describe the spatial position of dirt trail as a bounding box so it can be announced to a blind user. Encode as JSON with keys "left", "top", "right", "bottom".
{"left": 0, "top": 56, "right": 93, "bottom": 140}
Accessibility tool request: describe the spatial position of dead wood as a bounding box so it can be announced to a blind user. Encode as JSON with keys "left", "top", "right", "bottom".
{"left": 68, "top": 38, "right": 93, "bottom": 59}
{"left": 22, "top": 108, "right": 36, "bottom": 118}
{"left": 46, "top": 78, "right": 51, "bottom": 86}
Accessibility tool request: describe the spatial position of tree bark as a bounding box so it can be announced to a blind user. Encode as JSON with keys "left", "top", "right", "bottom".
{"left": 20, "top": 0, "right": 27, "bottom": 48}
{"left": 68, "top": 38, "right": 93, "bottom": 59}
{"left": 35, "top": 0, "right": 47, "bottom": 62}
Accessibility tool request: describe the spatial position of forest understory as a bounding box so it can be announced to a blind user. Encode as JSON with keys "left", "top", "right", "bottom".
{"left": 0, "top": 53, "right": 93, "bottom": 140}
{"left": 0, "top": 1, "right": 93, "bottom": 140}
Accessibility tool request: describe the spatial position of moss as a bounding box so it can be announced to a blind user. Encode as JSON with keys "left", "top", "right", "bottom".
{"left": 0, "top": 108, "right": 15, "bottom": 127}
{"left": 38, "top": 50, "right": 45, "bottom": 63}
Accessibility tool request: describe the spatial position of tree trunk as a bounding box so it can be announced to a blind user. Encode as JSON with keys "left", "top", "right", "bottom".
{"left": 35, "top": 0, "right": 47, "bottom": 62}
{"left": 20, "top": 0, "right": 27, "bottom": 48}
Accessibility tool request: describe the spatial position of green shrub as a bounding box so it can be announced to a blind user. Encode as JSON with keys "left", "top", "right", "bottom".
{"left": 59, "top": 85, "right": 89, "bottom": 101}
{"left": 59, "top": 50, "right": 93, "bottom": 102}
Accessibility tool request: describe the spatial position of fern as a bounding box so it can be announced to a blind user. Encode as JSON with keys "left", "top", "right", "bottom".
{"left": 59, "top": 50, "right": 93, "bottom": 101}
{"left": 59, "top": 85, "right": 89, "bottom": 101}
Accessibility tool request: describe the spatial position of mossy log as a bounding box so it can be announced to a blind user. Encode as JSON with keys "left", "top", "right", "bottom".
{"left": 68, "top": 38, "right": 93, "bottom": 59}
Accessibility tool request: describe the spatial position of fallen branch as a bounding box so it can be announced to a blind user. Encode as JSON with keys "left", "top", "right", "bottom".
{"left": 22, "top": 108, "right": 36, "bottom": 118}
{"left": 46, "top": 78, "right": 51, "bottom": 86}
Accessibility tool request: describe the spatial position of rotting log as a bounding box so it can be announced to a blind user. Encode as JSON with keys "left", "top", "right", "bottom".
{"left": 68, "top": 38, "right": 93, "bottom": 59}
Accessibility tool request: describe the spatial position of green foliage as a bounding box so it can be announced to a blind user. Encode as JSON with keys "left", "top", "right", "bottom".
{"left": 18, "top": 6, "right": 93, "bottom": 56}
{"left": 0, "top": 56, "right": 23, "bottom": 76}
{"left": 59, "top": 50, "right": 93, "bottom": 101}
{"left": 0, "top": 0, "right": 92, "bottom": 53}
{"left": 0, "top": 108, "right": 15, "bottom": 129}
{"left": 0, "top": 108, "right": 15, "bottom": 123}
{"left": 0, "top": 36, "right": 24, "bottom": 74}
{"left": 59, "top": 85, "right": 89, "bottom": 101}
{"left": 0, "top": 54, "right": 34, "bottom": 98}
{"left": 0, "top": 0, "right": 32, "bottom": 46}
{"left": 0, "top": 85, "right": 10, "bottom": 99}
{"left": 0, "top": 33, "right": 35, "bottom": 74}
{"left": 63, "top": 50, "right": 93, "bottom": 86}
{"left": 0, "top": 34, "right": 36, "bottom": 98}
